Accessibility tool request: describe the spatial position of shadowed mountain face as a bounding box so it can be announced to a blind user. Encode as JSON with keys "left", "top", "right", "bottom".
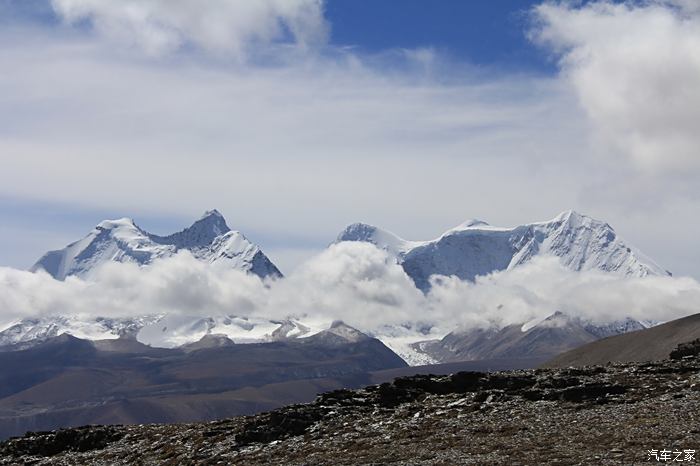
{"left": 0, "top": 325, "right": 406, "bottom": 440}
{"left": 412, "top": 312, "right": 650, "bottom": 364}
{"left": 544, "top": 313, "right": 700, "bottom": 368}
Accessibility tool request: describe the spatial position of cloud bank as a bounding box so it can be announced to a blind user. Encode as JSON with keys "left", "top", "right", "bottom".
{"left": 1, "top": 243, "right": 699, "bottom": 338}
{"left": 50, "top": 0, "right": 327, "bottom": 57}
{"left": 532, "top": 0, "right": 700, "bottom": 172}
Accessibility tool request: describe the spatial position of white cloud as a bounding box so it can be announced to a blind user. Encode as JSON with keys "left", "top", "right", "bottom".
{"left": 0, "top": 254, "right": 267, "bottom": 322}
{"left": 49, "top": 0, "right": 327, "bottom": 57}
{"left": 427, "top": 256, "right": 700, "bottom": 328}
{"left": 1, "top": 244, "right": 698, "bottom": 338}
{"left": 266, "top": 242, "right": 426, "bottom": 327}
{"left": 531, "top": 0, "right": 700, "bottom": 172}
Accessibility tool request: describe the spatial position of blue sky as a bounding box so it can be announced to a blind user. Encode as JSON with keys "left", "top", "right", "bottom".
{"left": 325, "top": 0, "right": 554, "bottom": 73}
{"left": 1, "top": 0, "right": 699, "bottom": 279}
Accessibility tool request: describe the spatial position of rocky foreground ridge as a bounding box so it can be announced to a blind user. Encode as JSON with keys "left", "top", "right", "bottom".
{"left": 2, "top": 354, "right": 700, "bottom": 465}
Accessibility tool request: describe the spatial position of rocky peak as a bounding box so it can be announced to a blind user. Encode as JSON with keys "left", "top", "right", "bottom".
{"left": 153, "top": 209, "right": 230, "bottom": 249}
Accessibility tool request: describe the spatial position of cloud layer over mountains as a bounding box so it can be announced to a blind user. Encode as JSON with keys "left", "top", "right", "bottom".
{"left": 2, "top": 243, "right": 699, "bottom": 336}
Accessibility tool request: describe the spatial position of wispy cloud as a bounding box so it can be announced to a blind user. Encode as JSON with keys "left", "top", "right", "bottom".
{"left": 0, "top": 24, "right": 588, "bottom": 254}
{"left": 49, "top": 0, "right": 327, "bottom": 58}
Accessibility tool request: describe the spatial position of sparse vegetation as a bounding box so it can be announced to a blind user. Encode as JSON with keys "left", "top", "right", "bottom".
{"left": 2, "top": 354, "right": 700, "bottom": 465}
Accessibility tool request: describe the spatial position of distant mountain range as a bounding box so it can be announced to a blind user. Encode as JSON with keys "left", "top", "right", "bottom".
{"left": 0, "top": 323, "right": 407, "bottom": 440}
{"left": 336, "top": 209, "right": 670, "bottom": 291}
{"left": 0, "top": 209, "right": 687, "bottom": 440}
{"left": 2, "top": 209, "right": 673, "bottom": 366}
{"left": 413, "top": 312, "right": 654, "bottom": 364}
{"left": 31, "top": 209, "right": 281, "bottom": 280}
{"left": 545, "top": 312, "right": 700, "bottom": 367}
{"left": 31, "top": 209, "right": 670, "bottom": 287}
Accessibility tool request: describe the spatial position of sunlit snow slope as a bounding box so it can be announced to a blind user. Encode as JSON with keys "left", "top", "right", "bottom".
{"left": 31, "top": 209, "right": 282, "bottom": 280}
{"left": 336, "top": 210, "right": 670, "bottom": 291}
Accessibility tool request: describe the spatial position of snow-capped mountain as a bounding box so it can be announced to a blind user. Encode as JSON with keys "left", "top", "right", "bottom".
{"left": 0, "top": 310, "right": 656, "bottom": 366}
{"left": 0, "top": 315, "right": 163, "bottom": 351}
{"left": 135, "top": 314, "right": 321, "bottom": 347}
{"left": 31, "top": 209, "right": 282, "bottom": 280}
{"left": 336, "top": 210, "right": 670, "bottom": 291}
{"left": 0, "top": 314, "right": 325, "bottom": 351}
{"left": 0, "top": 313, "right": 427, "bottom": 363}
{"left": 7, "top": 209, "right": 671, "bottom": 366}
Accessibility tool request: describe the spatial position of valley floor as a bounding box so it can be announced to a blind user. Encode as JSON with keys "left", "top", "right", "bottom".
{"left": 2, "top": 357, "right": 700, "bottom": 465}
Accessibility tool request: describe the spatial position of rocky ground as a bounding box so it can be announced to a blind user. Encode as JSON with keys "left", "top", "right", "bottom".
{"left": 2, "top": 356, "right": 700, "bottom": 465}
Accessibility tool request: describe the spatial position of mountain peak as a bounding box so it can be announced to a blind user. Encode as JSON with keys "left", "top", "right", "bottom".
{"left": 305, "top": 321, "right": 370, "bottom": 345}
{"left": 336, "top": 223, "right": 414, "bottom": 259}
{"left": 456, "top": 218, "right": 490, "bottom": 229}
{"left": 337, "top": 223, "right": 383, "bottom": 242}
{"left": 95, "top": 217, "right": 138, "bottom": 230}
{"left": 199, "top": 209, "right": 224, "bottom": 221}
{"left": 336, "top": 211, "right": 669, "bottom": 291}
{"left": 552, "top": 209, "right": 590, "bottom": 224}
{"left": 31, "top": 210, "right": 280, "bottom": 280}
{"left": 154, "top": 211, "right": 230, "bottom": 249}
{"left": 192, "top": 209, "right": 229, "bottom": 231}
{"left": 556, "top": 209, "right": 580, "bottom": 218}
{"left": 547, "top": 210, "right": 618, "bottom": 234}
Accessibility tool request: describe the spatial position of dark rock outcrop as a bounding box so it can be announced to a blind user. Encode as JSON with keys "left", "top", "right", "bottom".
{"left": 670, "top": 338, "right": 700, "bottom": 360}
{"left": 0, "top": 426, "right": 122, "bottom": 458}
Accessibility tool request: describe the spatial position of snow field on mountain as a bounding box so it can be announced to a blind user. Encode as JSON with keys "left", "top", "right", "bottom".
{"left": 31, "top": 210, "right": 281, "bottom": 280}
{"left": 336, "top": 210, "right": 669, "bottom": 292}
